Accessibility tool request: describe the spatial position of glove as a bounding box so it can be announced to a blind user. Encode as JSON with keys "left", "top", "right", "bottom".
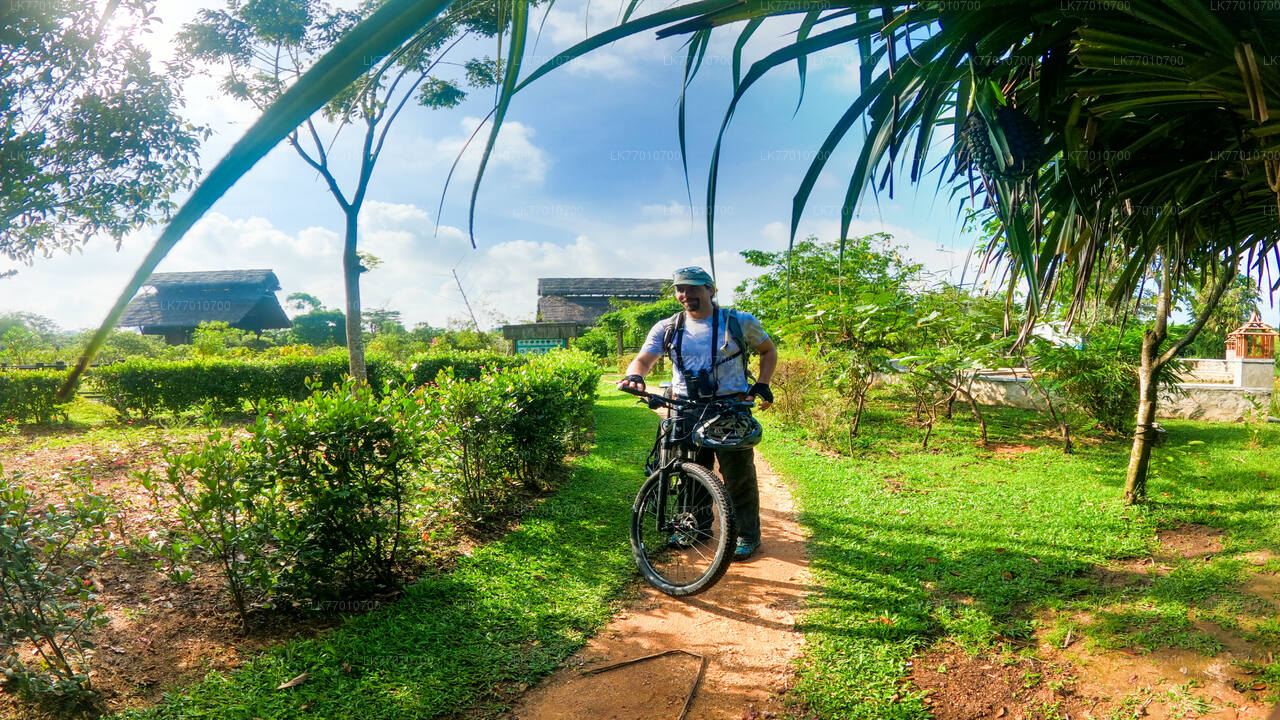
{"left": 748, "top": 382, "right": 773, "bottom": 403}
{"left": 621, "top": 374, "right": 646, "bottom": 391}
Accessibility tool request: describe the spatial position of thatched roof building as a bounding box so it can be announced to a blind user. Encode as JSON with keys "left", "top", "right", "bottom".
{"left": 121, "top": 269, "right": 291, "bottom": 344}
{"left": 536, "top": 277, "right": 667, "bottom": 324}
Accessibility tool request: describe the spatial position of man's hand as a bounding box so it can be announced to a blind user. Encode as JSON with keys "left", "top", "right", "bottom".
{"left": 747, "top": 382, "right": 773, "bottom": 410}
{"left": 617, "top": 373, "right": 646, "bottom": 393}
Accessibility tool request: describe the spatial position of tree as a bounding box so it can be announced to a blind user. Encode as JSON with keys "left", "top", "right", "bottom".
{"left": 1182, "top": 275, "right": 1262, "bottom": 359}
{"left": 737, "top": 235, "right": 923, "bottom": 438}
{"left": 286, "top": 292, "right": 324, "bottom": 313}
{"left": 175, "top": 0, "right": 504, "bottom": 381}
{"left": 290, "top": 309, "right": 346, "bottom": 347}
{"left": 1, "top": 0, "right": 203, "bottom": 265}
{"left": 503, "top": 1, "right": 1280, "bottom": 503}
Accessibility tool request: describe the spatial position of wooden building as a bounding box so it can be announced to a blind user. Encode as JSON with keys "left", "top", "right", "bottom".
{"left": 502, "top": 277, "right": 668, "bottom": 354}
{"left": 536, "top": 278, "right": 667, "bottom": 324}
{"left": 120, "top": 269, "right": 292, "bottom": 344}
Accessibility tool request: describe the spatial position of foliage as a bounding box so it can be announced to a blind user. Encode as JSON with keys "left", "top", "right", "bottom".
{"left": 90, "top": 353, "right": 395, "bottom": 418}
{"left": 112, "top": 393, "right": 647, "bottom": 720}
{"left": 0, "top": 370, "right": 71, "bottom": 424}
{"left": 289, "top": 309, "right": 347, "bottom": 347}
{"left": 572, "top": 297, "right": 682, "bottom": 358}
{"left": 1, "top": 0, "right": 204, "bottom": 264}
{"left": 1031, "top": 326, "right": 1183, "bottom": 435}
{"left": 260, "top": 378, "right": 431, "bottom": 599}
{"left": 0, "top": 469, "right": 113, "bottom": 705}
{"left": 137, "top": 421, "right": 284, "bottom": 627}
{"left": 428, "top": 350, "right": 601, "bottom": 518}
{"left": 410, "top": 349, "right": 525, "bottom": 386}
{"left": 1180, "top": 275, "right": 1262, "bottom": 359}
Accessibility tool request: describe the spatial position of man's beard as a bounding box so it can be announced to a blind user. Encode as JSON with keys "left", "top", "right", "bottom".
{"left": 683, "top": 298, "right": 701, "bottom": 312}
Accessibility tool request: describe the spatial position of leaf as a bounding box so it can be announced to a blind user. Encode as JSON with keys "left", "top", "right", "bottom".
{"left": 276, "top": 672, "right": 310, "bottom": 690}
{"left": 62, "top": 0, "right": 463, "bottom": 397}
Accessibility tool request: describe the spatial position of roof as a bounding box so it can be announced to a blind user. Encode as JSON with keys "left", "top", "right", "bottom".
{"left": 143, "top": 269, "right": 281, "bottom": 291}
{"left": 120, "top": 269, "right": 290, "bottom": 330}
{"left": 537, "top": 278, "right": 667, "bottom": 297}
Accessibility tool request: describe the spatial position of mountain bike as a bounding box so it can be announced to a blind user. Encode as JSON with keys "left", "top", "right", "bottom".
{"left": 620, "top": 386, "right": 750, "bottom": 596}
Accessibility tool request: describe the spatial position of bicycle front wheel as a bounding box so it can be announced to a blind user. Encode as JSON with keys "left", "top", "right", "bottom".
{"left": 630, "top": 461, "right": 736, "bottom": 597}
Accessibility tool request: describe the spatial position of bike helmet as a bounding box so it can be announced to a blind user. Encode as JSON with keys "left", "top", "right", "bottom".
{"left": 692, "top": 407, "right": 762, "bottom": 449}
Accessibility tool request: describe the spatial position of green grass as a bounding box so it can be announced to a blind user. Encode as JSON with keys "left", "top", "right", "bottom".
{"left": 758, "top": 404, "right": 1280, "bottom": 719}
{"left": 115, "top": 386, "right": 654, "bottom": 720}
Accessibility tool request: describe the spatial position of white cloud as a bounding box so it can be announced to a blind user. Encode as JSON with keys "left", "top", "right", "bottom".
{"left": 393, "top": 116, "right": 549, "bottom": 187}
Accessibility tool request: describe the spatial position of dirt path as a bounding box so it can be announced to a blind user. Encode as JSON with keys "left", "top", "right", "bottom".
{"left": 507, "top": 454, "right": 812, "bottom": 720}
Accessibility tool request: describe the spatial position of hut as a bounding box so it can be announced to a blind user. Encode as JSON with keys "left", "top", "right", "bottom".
{"left": 535, "top": 278, "right": 667, "bottom": 324}
{"left": 501, "top": 277, "right": 668, "bottom": 354}
{"left": 120, "top": 269, "right": 292, "bottom": 344}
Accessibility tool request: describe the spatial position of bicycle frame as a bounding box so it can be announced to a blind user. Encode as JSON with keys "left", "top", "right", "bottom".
{"left": 624, "top": 387, "right": 746, "bottom": 537}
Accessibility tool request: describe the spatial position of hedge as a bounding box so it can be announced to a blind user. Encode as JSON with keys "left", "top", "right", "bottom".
{"left": 91, "top": 350, "right": 528, "bottom": 419}
{"left": 0, "top": 371, "right": 70, "bottom": 424}
{"left": 408, "top": 350, "right": 526, "bottom": 385}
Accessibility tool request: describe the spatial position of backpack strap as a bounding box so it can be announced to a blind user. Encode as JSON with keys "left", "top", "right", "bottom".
{"left": 660, "top": 310, "right": 684, "bottom": 356}
{"left": 723, "top": 308, "right": 755, "bottom": 384}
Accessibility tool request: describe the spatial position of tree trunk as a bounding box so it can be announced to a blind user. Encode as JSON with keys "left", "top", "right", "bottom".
{"left": 1124, "top": 346, "right": 1161, "bottom": 503}
{"left": 342, "top": 210, "right": 367, "bottom": 383}
{"left": 1124, "top": 259, "right": 1172, "bottom": 504}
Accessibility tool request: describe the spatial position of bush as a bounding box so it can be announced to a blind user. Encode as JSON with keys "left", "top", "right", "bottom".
{"left": 90, "top": 354, "right": 397, "bottom": 418}
{"left": 429, "top": 370, "right": 519, "bottom": 519}
{"left": 409, "top": 350, "right": 525, "bottom": 385}
{"left": 0, "top": 370, "right": 71, "bottom": 424}
{"left": 261, "top": 378, "right": 430, "bottom": 599}
{"left": 428, "top": 350, "right": 601, "bottom": 519}
{"left": 137, "top": 421, "right": 284, "bottom": 627}
{"left": 1031, "top": 328, "right": 1182, "bottom": 435}
{"left": 0, "top": 469, "right": 112, "bottom": 705}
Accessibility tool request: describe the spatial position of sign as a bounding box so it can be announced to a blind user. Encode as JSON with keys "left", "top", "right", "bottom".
{"left": 515, "top": 338, "right": 567, "bottom": 354}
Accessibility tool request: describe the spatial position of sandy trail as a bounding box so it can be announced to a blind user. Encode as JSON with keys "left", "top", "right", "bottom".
{"left": 507, "top": 454, "right": 812, "bottom": 720}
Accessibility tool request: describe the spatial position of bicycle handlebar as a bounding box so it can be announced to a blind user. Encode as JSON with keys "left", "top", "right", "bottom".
{"left": 617, "top": 384, "right": 754, "bottom": 410}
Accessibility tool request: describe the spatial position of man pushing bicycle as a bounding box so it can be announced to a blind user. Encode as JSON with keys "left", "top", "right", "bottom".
{"left": 617, "top": 266, "right": 778, "bottom": 561}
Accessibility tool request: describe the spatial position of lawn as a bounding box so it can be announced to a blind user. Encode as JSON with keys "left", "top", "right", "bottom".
{"left": 759, "top": 403, "right": 1280, "bottom": 719}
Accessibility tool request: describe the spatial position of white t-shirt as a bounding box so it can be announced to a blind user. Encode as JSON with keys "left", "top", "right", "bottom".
{"left": 641, "top": 308, "right": 769, "bottom": 397}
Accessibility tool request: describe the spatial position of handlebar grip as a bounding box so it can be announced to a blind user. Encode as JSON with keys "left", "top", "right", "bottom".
{"left": 618, "top": 385, "right": 646, "bottom": 397}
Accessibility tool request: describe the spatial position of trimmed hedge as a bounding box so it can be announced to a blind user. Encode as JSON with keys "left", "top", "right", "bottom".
{"left": 90, "top": 351, "right": 528, "bottom": 419}
{"left": 0, "top": 371, "right": 70, "bottom": 423}
{"left": 408, "top": 350, "right": 525, "bottom": 385}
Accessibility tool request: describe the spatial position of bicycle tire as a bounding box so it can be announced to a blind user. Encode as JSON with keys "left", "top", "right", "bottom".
{"left": 630, "top": 461, "right": 736, "bottom": 597}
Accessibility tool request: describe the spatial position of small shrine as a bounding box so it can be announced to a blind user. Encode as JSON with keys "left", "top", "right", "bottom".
{"left": 1226, "top": 310, "right": 1277, "bottom": 360}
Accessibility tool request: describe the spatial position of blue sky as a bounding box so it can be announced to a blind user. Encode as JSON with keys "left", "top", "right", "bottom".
{"left": 9, "top": 0, "right": 1253, "bottom": 334}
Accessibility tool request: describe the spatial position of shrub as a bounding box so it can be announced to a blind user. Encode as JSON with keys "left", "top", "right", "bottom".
{"left": 0, "top": 371, "right": 70, "bottom": 424}
{"left": 409, "top": 350, "right": 525, "bottom": 385}
{"left": 260, "top": 378, "right": 430, "bottom": 599}
{"left": 0, "top": 469, "right": 112, "bottom": 705}
{"left": 1031, "top": 328, "right": 1182, "bottom": 435}
{"left": 137, "top": 421, "right": 284, "bottom": 627}
{"left": 429, "top": 370, "right": 520, "bottom": 519}
{"left": 526, "top": 349, "right": 603, "bottom": 452}
{"left": 90, "top": 354, "right": 397, "bottom": 418}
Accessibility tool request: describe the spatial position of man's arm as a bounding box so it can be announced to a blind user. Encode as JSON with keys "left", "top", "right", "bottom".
{"left": 747, "top": 337, "right": 777, "bottom": 409}
{"left": 617, "top": 350, "right": 661, "bottom": 392}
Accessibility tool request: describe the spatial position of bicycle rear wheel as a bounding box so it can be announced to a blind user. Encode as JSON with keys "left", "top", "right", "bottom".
{"left": 630, "top": 461, "right": 735, "bottom": 596}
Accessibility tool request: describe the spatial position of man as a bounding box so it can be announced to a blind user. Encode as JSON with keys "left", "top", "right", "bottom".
{"left": 617, "top": 266, "right": 778, "bottom": 561}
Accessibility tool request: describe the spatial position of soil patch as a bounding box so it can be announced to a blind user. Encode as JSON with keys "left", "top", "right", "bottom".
{"left": 909, "top": 648, "right": 1093, "bottom": 720}
{"left": 506, "top": 454, "right": 811, "bottom": 720}
{"left": 1157, "top": 524, "right": 1225, "bottom": 559}
{"left": 986, "top": 442, "right": 1038, "bottom": 457}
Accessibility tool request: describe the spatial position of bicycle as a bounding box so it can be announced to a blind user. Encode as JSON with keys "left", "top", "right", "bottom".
{"left": 620, "top": 386, "right": 755, "bottom": 596}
